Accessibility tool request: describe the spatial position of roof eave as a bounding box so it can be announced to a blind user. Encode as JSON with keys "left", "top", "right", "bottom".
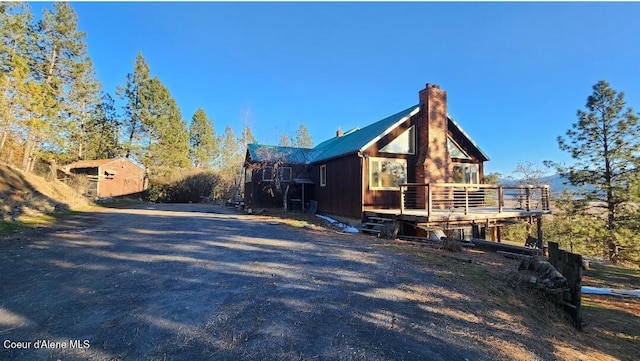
{"left": 359, "top": 106, "right": 421, "bottom": 153}
{"left": 447, "top": 114, "right": 490, "bottom": 162}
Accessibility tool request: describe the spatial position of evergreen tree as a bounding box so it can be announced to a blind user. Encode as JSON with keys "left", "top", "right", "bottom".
{"left": 119, "top": 52, "right": 152, "bottom": 160}
{"left": 293, "top": 124, "right": 313, "bottom": 148}
{"left": 546, "top": 80, "right": 640, "bottom": 263}
{"left": 0, "top": 2, "right": 34, "bottom": 158}
{"left": 25, "top": 2, "right": 88, "bottom": 170}
{"left": 189, "top": 108, "right": 218, "bottom": 168}
{"left": 66, "top": 56, "right": 101, "bottom": 160}
{"left": 143, "top": 77, "right": 190, "bottom": 170}
{"left": 84, "top": 93, "right": 121, "bottom": 160}
{"left": 279, "top": 134, "right": 291, "bottom": 147}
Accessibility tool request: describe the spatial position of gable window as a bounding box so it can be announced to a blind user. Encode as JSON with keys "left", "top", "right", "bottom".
{"left": 244, "top": 167, "right": 253, "bottom": 183}
{"left": 448, "top": 137, "right": 471, "bottom": 160}
{"left": 380, "top": 126, "right": 415, "bottom": 155}
{"left": 320, "top": 165, "right": 326, "bottom": 187}
{"left": 370, "top": 157, "right": 407, "bottom": 190}
{"left": 262, "top": 166, "right": 274, "bottom": 181}
{"left": 452, "top": 163, "right": 479, "bottom": 184}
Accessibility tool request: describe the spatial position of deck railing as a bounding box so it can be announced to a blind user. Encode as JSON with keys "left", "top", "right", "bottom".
{"left": 399, "top": 183, "right": 550, "bottom": 216}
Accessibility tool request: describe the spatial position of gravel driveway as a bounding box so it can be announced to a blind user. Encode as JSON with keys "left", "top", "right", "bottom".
{"left": 1, "top": 203, "right": 494, "bottom": 360}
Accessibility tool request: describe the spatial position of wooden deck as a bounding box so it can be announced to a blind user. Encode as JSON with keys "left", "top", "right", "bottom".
{"left": 366, "top": 206, "right": 550, "bottom": 225}
{"left": 365, "top": 183, "right": 551, "bottom": 227}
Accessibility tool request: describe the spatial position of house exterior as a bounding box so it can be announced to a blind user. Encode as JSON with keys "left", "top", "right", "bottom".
{"left": 244, "top": 83, "right": 489, "bottom": 219}
{"left": 61, "top": 158, "right": 147, "bottom": 198}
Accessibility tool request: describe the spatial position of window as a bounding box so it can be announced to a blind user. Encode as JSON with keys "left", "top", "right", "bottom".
{"left": 452, "top": 163, "right": 479, "bottom": 184}
{"left": 380, "top": 126, "right": 415, "bottom": 155}
{"left": 262, "top": 166, "right": 273, "bottom": 181}
{"left": 278, "top": 167, "right": 292, "bottom": 182}
{"left": 369, "top": 157, "right": 407, "bottom": 190}
{"left": 244, "top": 167, "right": 252, "bottom": 183}
{"left": 447, "top": 137, "right": 471, "bottom": 160}
{"left": 320, "top": 165, "right": 326, "bottom": 187}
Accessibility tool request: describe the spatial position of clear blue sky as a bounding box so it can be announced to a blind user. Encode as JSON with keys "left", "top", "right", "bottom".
{"left": 30, "top": 2, "right": 640, "bottom": 176}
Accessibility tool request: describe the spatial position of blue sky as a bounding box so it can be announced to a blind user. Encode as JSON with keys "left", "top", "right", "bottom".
{"left": 29, "top": 2, "right": 640, "bottom": 175}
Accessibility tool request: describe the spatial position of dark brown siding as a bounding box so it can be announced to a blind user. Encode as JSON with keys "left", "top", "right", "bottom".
{"left": 246, "top": 164, "right": 309, "bottom": 209}
{"left": 312, "top": 155, "right": 362, "bottom": 218}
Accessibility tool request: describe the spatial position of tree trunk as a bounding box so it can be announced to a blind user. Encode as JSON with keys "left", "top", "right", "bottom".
{"left": 22, "top": 128, "right": 34, "bottom": 171}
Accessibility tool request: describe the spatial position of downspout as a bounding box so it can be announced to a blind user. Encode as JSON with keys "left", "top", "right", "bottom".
{"left": 357, "top": 151, "right": 365, "bottom": 218}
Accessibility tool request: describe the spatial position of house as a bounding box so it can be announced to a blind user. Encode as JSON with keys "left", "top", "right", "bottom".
{"left": 244, "top": 83, "right": 490, "bottom": 218}
{"left": 60, "top": 158, "right": 147, "bottom": 198}
{"left": 244, "top": 83, "right": 551, "bottom": 242}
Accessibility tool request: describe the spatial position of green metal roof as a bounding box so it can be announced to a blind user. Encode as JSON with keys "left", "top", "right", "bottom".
{"left": 246, "top": 144, "right": 317, "bottom": 164}
{"left": 311, "top": 104, "right": 421, "bottom": 163}
{"left": 246, "top": 103, "right": 489, "bottom": 164}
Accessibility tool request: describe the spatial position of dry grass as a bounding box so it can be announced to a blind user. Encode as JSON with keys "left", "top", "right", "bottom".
{"left": 261, "top": 209, "right": 640, "bottom": 361}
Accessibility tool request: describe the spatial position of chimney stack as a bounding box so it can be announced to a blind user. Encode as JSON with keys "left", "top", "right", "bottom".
{"left": 336, "top": 128, "right": 344, "bottom": 137}
{"left": 415, "top": 83, "right": 450, "bottom": 185}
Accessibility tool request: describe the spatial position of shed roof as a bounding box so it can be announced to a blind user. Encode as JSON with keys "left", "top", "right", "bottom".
{"left": 63, "top": 158, "right": 145, "bottom": 172}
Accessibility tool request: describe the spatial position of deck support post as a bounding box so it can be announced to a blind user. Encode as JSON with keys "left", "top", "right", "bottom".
{"left": 536, "top": 214, "right": 543, "bottom": 242}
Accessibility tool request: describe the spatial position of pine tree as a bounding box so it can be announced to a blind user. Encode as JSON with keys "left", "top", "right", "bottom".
{"left": 293, "top": 124, "right": 313, "bottom": 148}
{"left": 143, "top": 77, "right": 190, "bottom": 170}
{"left": 119, "top": 52, "right": 152, "bottom": 161}
{"left": 84, "top": 93, "right": 121, "bottom": 160}
{"left": 279, "top": 134, "right": 291, "bottom": 147}
{"left": 547, "top": 80, "right": 640, "bottom": 263}
{"left": 0, "top": 2, "right": 34, "bottom": 160}
{"left": 189, "top": 108, "right": 218, "bottom": 168}
{"left": 25, "top": 2, "right": 89, "bottom": 170}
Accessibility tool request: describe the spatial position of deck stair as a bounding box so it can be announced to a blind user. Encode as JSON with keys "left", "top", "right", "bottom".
{"left": 361, "top": 215, "right": 397, "bottom": 238}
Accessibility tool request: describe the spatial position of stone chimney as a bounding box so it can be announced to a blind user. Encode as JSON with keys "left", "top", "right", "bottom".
{"left": 336, "top": 128, "right": 344, "bottom": 137}
{"left": 415, "top": 83, "right": 450, "bottom": 185}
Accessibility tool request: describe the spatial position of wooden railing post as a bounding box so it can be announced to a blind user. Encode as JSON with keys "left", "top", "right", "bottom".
{"left": 525, "top": 186, "right": 531, "bottom": 211}
{"left": 427, "top": 184, "right": 432, "bottom": 218}
{"left": 464, "top": 186, "right": 469, "bottom": 215}
{"left": 400, "top": 185, "right": 405, "bottom": 215}
{"left": 498, "top": 186, "right": 504, "bottom": 213}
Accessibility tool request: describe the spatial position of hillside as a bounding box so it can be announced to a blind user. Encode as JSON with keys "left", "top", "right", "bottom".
{"left": 0, "top": 163, "right": 89, "bottom": 222}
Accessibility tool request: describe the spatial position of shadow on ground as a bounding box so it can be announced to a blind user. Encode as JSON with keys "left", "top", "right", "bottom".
{"left": 0, "top": 203, "right": 579, "bottom": 360}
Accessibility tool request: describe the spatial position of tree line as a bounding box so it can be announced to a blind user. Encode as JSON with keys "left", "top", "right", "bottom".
{"left": 0, "top": 2, "right": 313, "bottom": 198}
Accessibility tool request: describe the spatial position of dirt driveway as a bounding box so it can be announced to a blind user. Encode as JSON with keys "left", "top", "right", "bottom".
{"left": 1, "top": 203, "right": 505, "bottom": 360}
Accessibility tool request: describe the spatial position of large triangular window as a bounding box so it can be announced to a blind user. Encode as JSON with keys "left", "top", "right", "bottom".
{"left": 380, "top": 126, "right": 415, "bottom": 155}
{"left": 448, "top": 137, "right": 471, "bottom": 160}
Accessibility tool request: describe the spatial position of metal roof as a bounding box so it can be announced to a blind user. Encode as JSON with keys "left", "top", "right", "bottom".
{"left": 311, "top": 104, "right": 421, "bottom": 163}
{"left": 246, "top": 144, "right": 317, "bottom": 164}
{"left": 246, "top": 103, "right": 489, "bottom": 164}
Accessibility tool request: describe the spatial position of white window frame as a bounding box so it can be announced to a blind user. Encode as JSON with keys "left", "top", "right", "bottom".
{"left": 320, "top": 165, "right": 326, "bottom": 187}
{"left": 262, "top": 166, "right": 274, "bottom": 181}
{"left": 380, "top": 126, "right": 416, "bottom": 155}
{"left": 369, "top": 157, "right": 407, "bottom": 191}
{"left": 278, "top": 167, "right": 292, "bottom": 182}
{"left": 452, "top": 163, "right": 479, "bottom": 184}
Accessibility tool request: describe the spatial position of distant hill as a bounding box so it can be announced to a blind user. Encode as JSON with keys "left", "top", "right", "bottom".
{"left": 500, "top": 174, "right": 595, "bottom": 195}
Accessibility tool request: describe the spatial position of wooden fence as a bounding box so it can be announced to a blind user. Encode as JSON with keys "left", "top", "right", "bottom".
{"left": 548, "top": 241, "right": 583, "bottom": 329}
